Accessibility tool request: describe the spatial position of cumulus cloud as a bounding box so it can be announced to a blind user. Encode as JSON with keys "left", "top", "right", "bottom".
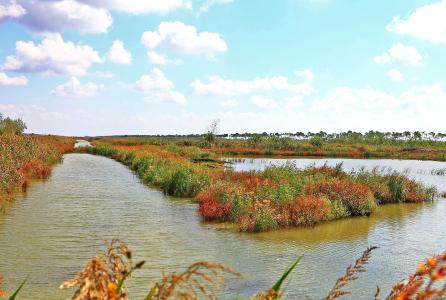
{"left": 295, "top": 69, "right": 314, "bottom": 82}
{"left": 387, "top": 69, "right": 404, "bottom": 82}
{"left": 0, "top": 0, "right": 25, "bottom": 20}
{"left": 107, "top": 40, "right": 132, "bottom": 64}
{"left": 52, "top": 77, "right": 101, "bottom": 98}
{"left": 374, "top": 43, "right": 423, "bottom": 66}
{"left": 6, "top": 0, "right": 194, "bottom": 33}
{"left": 135, "top": 68, "right": 186, "bottom": 105}
{"left": 386, "top": 0, "right": 446, "bottom": 44}
{"left": 2, "top": 34, "right": 102, "bottom": 76}
{"left": 219, "top": 99, "right": 239, "bottom": 107}
{"left": 80, "top": 0, "right": 192, "bottom": 14}
{"left": 309, "top": 84, "right": 446, "bottom": 132}
{"left": 198, "top": 0, "right": 233, "bottom": 14}
{"left": 0, "top": 72, "right": 27, "bottom": 86}
{"left": 250, "top": 95, "right": 278, "bottom": 109}
{"left": 141, "top": 21, "right": 227, "bottom": 58}
{"left": 112, "top": 84, "right": 446, "bottom": 134}
{"left": 14, "top": 0, "right": 112, "bottom": 33}
{"left": 147, "top": 51, "right": 182, "bottom": 65}
{"left": 191, "top": 70, "right": 314, "bottom": 98}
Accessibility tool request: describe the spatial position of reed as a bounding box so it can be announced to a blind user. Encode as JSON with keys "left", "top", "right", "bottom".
{"left": 54, "top": 241, "right": 446, "bottom": 299}
{"left": 0, "top": 134, "right": 74, "bottom": 205}
{"left": 88, "top": 140, "right": 437, "bottom": 233}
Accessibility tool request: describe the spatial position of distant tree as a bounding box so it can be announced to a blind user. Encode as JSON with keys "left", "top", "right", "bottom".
{"left": 204, "top": 119, "right": 220, "bottom": 145}
{"left": 295, "top": 132, "right": 305, "bottom": 139}
{"left": 0, "top": 113, "right": 27, "bottom": 135}
{"left": 413, "top": 131, "right": 422, "bottom": 140}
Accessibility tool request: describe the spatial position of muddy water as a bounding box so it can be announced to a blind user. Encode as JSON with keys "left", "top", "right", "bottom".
{"left": 0, "top": 154, "right": 445, "bottom": 299}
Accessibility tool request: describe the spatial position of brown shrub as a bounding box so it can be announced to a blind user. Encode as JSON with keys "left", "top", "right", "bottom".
{"left": 307, "top": 179, "right": 375, "bottom": 216}
{"left": 278, "top": 195, "right": 331, "bottom": 227}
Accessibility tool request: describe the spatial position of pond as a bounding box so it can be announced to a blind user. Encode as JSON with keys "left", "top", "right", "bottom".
{"left": 0, "top": 154, "right": 445, "bottom": 299}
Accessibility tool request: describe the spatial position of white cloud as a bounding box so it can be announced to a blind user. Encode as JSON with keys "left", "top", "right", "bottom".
{"left": 147, "top": 51, "right": 167, "bottom": 65}
{"left": 0, "top": 0, "right": 25, "bottom": 20}
{"left": 387, "top": 69, "right": 404, "bottom": 82}
{"left": 198, "top": 0, "right": 233, "bottom": 14}
{"left": 15, "top": 0, "right": 112, "bottom": 33}
{"left": 219, "top": 99, "right": 239, "bottom": 107}
{"left": 52, "top": 77, "right": 101, "bottom": 98}
{"left": 2, "top": 34, "right": 102, "bottom": 76}
{"left": 250, "top": 95, "right": 279, "bottom": 109}
{"left": 107, "top": 40, "right": 132, "bottom": 64}
{"left": 295, "top": 69, "right": 314, "bottom": 82}
{"left": 374, "top": 43, "right": 423, "bottom": 66}
{"left": 141, "top": 21, "right": 227, "bottom": 58}
{"left": 135, "top": 68, "right": 186, "bottom": 105}
{"left": 147, "top": 51, "right": 182, "bottom": 65}
{"left": 191, "top": 70, "right": 314, "bottom": 98}
{"left": 93, "top": 71, "right": 115, "bottom": 79}
{"left": 285, "top": 95, "right": 304, "bottom": 108}
{"left": 0, "top": 72, "right": 27, "bottom": 86}
{"left": 79, "top": 0, "right": 192, "bottom": 14}
{"left": 387, "top": 0, "right": 446, "bottom": 44}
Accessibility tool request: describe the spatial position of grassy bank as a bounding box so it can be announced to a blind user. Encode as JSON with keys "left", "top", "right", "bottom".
{"left": 88, "top": 139, "right": 436, "bottom": 232}
{"left": 0, "top": 134, "right": 74, "bottom": 205}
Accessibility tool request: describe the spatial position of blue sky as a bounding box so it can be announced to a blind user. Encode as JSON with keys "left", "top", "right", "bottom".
{"left": 0, "top": 0, "right": 445, "bottom": 136}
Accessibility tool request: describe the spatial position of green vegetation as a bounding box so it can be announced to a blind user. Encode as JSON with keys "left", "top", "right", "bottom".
{"left": 0, "top": 113, "right": 27, "bottom": 135}
{"left": 91, "top": 130, "right": 446, "bottom": 161}
{"left": 88, "top": 139, "right": 437, "bottom": 233}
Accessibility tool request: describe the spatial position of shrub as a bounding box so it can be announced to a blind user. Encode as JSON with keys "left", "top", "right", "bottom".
{"left": 253, "top": 207, "right": 278, "bottom": 232}
{"left": 198, "top": 197, "right": 231, "bottom": 222}
{"left": 282, "top": 196, "right": 331, "bottom": 226}
{"left": 162, "top": 168, "right": 203, "bottom": 197}
{"left": 325, "top": 199, "right": 351, "bottom": 220}
{"left": 307, "top": 179, "right": 376, "bottom": 216}
{"left": 310, "top": 136, "right": 324, "bottom": 148}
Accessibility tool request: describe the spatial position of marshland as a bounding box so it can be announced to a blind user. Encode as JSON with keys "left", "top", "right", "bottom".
{"left": 2, "top": 1, "right": 446, "bottom": 298}
{"left": 1, "top": 120, "right": 446, "bottom": 298}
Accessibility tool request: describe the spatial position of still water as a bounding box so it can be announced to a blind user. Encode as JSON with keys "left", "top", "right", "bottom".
{"left": 0, "top": 154, "right": 445, "bottom": 299}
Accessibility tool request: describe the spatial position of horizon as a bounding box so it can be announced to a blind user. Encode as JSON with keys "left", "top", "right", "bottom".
{"left": 1, "top": 0, "right": 446, "bottom": 135}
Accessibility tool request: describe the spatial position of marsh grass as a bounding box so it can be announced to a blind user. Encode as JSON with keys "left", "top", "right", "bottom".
{"left": 0, "top": 134, "right": 74, "bottom": 205}
{"left": 88, "top": 141, "right": 437, "bottom": 232}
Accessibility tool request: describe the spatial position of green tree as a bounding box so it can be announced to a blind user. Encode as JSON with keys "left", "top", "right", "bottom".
{"left": 0, "top": 113, "right": 27, "bottom": 135}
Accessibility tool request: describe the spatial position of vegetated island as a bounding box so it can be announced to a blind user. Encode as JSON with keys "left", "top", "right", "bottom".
{"left": 86, "top": 133, "right": 439, "bottom": 232}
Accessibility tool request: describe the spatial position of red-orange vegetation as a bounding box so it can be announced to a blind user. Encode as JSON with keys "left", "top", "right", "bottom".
{"left": 307, "top": 179, "right": 373, "bottom": 215}
{"left": 277, "top": 195, "right": 330, "bottom": 226}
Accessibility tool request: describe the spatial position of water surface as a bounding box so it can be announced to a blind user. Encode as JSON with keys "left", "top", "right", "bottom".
{"left": 0, "top": 154, "right": 445, "bottom": 299}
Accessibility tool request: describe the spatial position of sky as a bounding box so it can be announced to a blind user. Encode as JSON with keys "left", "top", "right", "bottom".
{"left": 0, "top": 0, "right": 445, "bottom": 136}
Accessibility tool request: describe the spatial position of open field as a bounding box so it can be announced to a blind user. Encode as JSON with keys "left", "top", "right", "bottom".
{"left": 88, "top": 137, "right": 437, "bottom": 232}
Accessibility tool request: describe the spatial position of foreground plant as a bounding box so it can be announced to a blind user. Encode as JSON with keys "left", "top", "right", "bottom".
{"left": 324, "top": 246, "right": 378, "bottom": 300}
{"left": 0, "top": 276, "right": 27, "bottom": 300}
{"left": 2, "top": 240, "right": 444, "bottom": 299}
{"left": 147, "top": 262, "right": 240, "bottom": 299}
{"left": 388, "top": 253, "right": 446, "bottom": 300}
{"left": 59, "top": 240, "right": 145, "bottom": 300}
